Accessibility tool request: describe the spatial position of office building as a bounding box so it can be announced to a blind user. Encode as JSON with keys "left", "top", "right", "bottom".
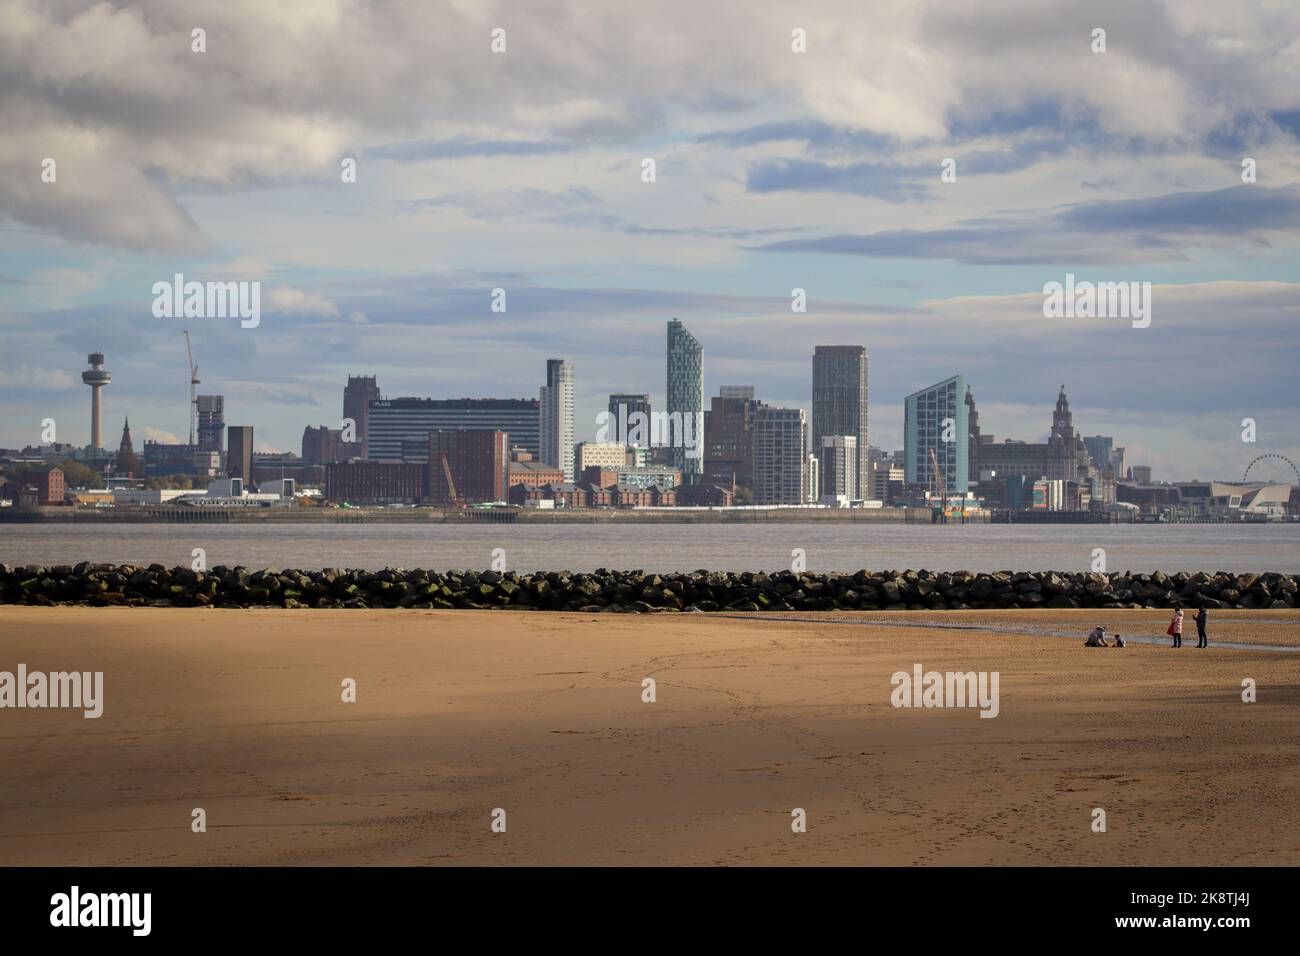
{"left": 343, "top": 375, "right": 381, "bottom": 458}
{"left": 1110, "top": 446, "right": 1128, "bottom": 481}
{"left": 666, "top": 318, "right": 704, "bottom": 484}
{"left": 578, "top": 464, "right": 681, "bottom": 490}
{"left": 325, "top": 462, "right": 426, "bottom": 505}
{"left": 427, "top": 429, "right": 510, "bottom": 505}
{"left": 1083, "top": 436, "right": 1113, "bottom": 472}
{"left": 196, "top": 395, "right": 225, "bottom": 454}
{"left": 1130, "top": 465, "right": 1153, "bottom": 484}
{"left": 140, "top": 441, "right": 199, "bottom": 478}
{"left": 302, "top": 425, "right": 345, "bottom": 465}
{"left": 718, "top": 385, "right": 754, "bottom": 400}
{"left": 904, "top": 375, "right": 971, "bottom": 494}
{"left": 227, "top": 426, "right": 254, "bottom": 487}
{"left": 703, "top": 387, "right": 760, "bottom": 490}
{"left": 367, "top": 397, "right": 539, "bottom": 462}
{"left": 608, "top": 393, "right": 652, "bottom": 446}
{"left": 574, "top": 442, "right": 629, "bottom": 474}
{"left": 509, "top": 460, "right": 564, "bottom": 489}
{"left": 819, "top": 435, "right": 858, "bottom": 499}
{"left": 969, "top": 386, "right": 1093, "bottom": 491}
{"left": 753, "top": 406, "right": 807, "bottom": 505}
{"left": 539, "top": 359, "right": 575, "bottom": 481}
{"left": 864, "top": 447, "right": 906, "bottom": 503}
{"left": 811, "top": 346, "right": 868, "bottom": 497}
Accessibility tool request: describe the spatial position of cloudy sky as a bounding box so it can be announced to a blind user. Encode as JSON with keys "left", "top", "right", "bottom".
{"left": 1, "top": 0, "right": 1298, "bottom": 482}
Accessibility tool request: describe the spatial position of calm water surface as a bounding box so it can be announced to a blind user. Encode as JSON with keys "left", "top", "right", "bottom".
{"left": 2, "top": 523, "right": 1297, "bottom": 573}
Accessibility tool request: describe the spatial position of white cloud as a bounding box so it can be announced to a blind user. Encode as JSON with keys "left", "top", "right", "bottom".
{"left": 267, "top": 287, "right": 339, "bottom": 316}
{"left": 0, "top": 365, "right": 75, "bottom": 388}
{"left": 2, "top": 0, "right": 1297, "bottom": 252}
{"left": 140, "top": 426, "right": 182, "bottom": 444}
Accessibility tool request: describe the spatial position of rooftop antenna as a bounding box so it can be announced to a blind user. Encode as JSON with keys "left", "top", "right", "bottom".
{"left": 184, "top": 330, "right": 200, "bottom": 447}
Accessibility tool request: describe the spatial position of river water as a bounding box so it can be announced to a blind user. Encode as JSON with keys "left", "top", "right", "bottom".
{"left": 2, "top": 523, "right": 1297, "bottom": 573}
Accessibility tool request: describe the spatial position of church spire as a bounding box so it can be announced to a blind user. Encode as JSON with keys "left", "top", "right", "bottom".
{"left": 119, "top": 417, "right": 133, "bottom": 454}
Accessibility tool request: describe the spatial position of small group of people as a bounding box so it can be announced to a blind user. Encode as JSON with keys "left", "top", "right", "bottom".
{"left": 1084, "top": 626, "right": 1125, "bottom": 647}
{"left": 1084, "top": 606, "right": 1210, "bottom": 649}
{"left": 1168, "top": 606, "right": 1210, "bottom": 648}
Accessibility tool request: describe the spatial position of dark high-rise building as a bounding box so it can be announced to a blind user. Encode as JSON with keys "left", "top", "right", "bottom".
{"left": 302, "top": 425, "right": 345, "bottom": 465}
{"left": 812, "top": 346, "right": 868, "bottom": 498}
{"left": 227, "top": 425, "right": 254, "bottom": 487}
{"left": 666, "top": 318, "right": 703, "bottom": 484}
{"left": 366, "top": 397, "right": 539, "bottom": 462}
{"left": 608, "top": 393, "right": 651, "bottom": 446}
{"left": 196, "top": 395, "right": 225, "bottom": 454}
{"left": 427, "top": 429, "right": 509, "bottom": 505}
{"left": 343, "top": 375, "right": 381, "bottom": 458}
{"left": 703, "top": 387, "right": 760, "bottom": 490}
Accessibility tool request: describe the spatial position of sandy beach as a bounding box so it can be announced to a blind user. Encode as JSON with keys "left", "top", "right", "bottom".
{"left": 0, "top": 607, "right": 1296, "bottom": 866}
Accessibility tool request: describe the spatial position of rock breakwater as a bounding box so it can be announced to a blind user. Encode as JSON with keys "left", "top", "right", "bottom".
{"left": 1, "top": 564, "right": 1296, "bottom": 612}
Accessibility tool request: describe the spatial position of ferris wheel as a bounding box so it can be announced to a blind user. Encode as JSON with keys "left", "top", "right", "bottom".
{"left": 1242, "top": 453, "right": 1300, "bottom": 485}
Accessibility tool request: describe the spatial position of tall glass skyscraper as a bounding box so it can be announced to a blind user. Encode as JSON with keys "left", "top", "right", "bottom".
{"left": 666, "top": 319, "right": 703, "bottom": 484}
{"left": 811, "top": 346, "right": 868, "bottom": 497}
{"left": 540, "top": 358, "right": 575, "bottom": 481}
{"left": 903, "top": 374, "right": 969, "bottom": 494}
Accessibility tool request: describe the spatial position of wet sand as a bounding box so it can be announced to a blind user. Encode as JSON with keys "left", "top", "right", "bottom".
{"left": 0, "top": 607, "right": 1296, "bottom": 866}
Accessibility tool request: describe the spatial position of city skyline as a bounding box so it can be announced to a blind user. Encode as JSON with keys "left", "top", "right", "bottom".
{"left": 8, "top": 336, "right": 1292, "bottom": 489}
{"left": 1, "top": 2, "right": 1298, "bottom": 481}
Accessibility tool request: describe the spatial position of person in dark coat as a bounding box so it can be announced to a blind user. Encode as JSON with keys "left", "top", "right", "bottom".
{"left": 1195, "top": 605, "right": 1209, "bottom": 648}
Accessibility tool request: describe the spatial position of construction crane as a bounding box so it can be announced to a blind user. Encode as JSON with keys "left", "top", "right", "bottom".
{"left": 928, "top": 446, "right": 948, "bottom": 513}
{"left": 439, "top": 451, "right": 462, "bottom": 509}
{"left": 184, "top": 330, "right": 200, "bottom": 447}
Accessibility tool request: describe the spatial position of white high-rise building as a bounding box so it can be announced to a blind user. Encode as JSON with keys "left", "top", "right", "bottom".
{"left": 804, "top": 452, "right": 820, "bottom": 504}
{"left": 819, "top": 435, "right": 858, "bottom": 500}
{"left": 753, "top": 406, "right": 807, "bottom": 505}
{"left": 540, "top": 359, "right": 575, "bottom": 481}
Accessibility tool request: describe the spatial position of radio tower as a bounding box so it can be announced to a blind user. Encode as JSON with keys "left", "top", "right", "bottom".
{"left": 81, "top": 352, "right": 112, "bottom": 450}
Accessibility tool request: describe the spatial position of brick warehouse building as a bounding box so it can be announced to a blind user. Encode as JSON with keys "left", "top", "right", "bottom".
{"left": 325, "top": 462, "right": 426, "bottom": 505}
{"left": 427, "top": 430, "right": 509, "bottom": 505}
{"left": 31, "top": 466, "right": 65, "bottom": 504}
